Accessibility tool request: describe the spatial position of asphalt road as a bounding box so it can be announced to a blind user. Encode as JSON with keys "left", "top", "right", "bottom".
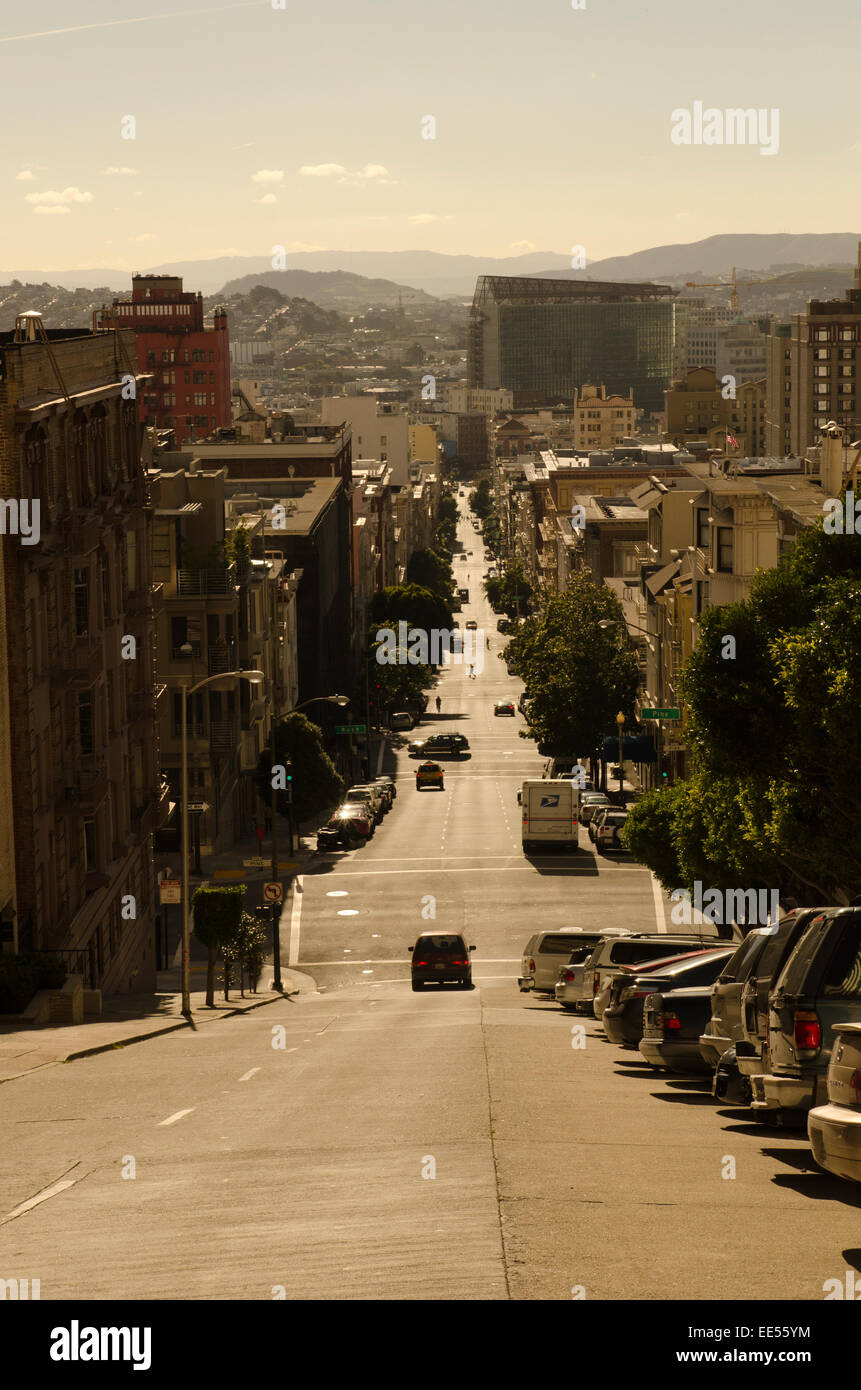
{"left": 2, "top": 505, "right": 859, "bottom": 1303}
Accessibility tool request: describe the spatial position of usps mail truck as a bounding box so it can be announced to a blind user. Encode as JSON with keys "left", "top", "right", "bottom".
{"left": 521, "top": 779, "right": 580, "bottom": 853}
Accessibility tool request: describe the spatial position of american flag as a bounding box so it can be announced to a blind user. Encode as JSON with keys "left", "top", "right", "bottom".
{"left": 726, "top": 432, "right": 739, "bottom": 449}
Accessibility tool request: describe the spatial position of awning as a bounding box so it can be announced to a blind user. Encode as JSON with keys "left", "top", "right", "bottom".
{"left": 645, "top": 559, "right": 681, "bottom": 597}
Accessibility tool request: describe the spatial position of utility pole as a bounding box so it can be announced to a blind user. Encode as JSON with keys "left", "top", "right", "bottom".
{"left": 270, "top": 757, "right": 283, "bottom": 993}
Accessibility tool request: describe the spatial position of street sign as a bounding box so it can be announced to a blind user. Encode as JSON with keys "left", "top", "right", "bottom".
{"left": 159, "top": 880, "right": 181, "bottom": 904}
{"left": 641, "top": 708, "right": 680, "bottom": 720}
{"left": 242, "top": 857, "right": 268, "bottom": 868}
{"left": 336, "top": 724, "right": 366, "bottom": 735}
{"left": 187, "top": 801, "right": 209, "bottom": 813}
{"left": 263, "top": 881, "right": 283, "bottom": 903}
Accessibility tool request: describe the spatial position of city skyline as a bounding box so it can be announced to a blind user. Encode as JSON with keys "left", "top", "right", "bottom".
{"left": 2, "top": 0, "right": 859, "bottom": 270}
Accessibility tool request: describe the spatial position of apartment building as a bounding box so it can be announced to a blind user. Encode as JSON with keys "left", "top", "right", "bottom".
{"left": 111, "top": 275, "right": 231, "bottom": 447}
{"left": 664, "top": 366, "right": 756, "bottom": 452}
{"left": 766, "top": 248, "right": 861, "bottom": 456}
{"left": 715, "top": 318, "right": 770, "bottom": 386}
{"left": 0, "top": 314, "right": 164, "bottom": 991}
{"left": 673, "top": 297, "right": 735, "bottom": 376}
{"left": 573, "top": 384, "right": 636, "bottom": 450}
{"left": 321, "top": 395, "right": 409, "bottom": 484}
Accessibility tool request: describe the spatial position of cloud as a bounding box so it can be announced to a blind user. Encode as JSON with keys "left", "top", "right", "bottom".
{"left": 299, "top": 163, "right": 347, "bottom": 178}
{"left": 133, "top": 232, "right": 156, "bottom": 241}
{"left": 25, "top": 186, "right": 93, "bottom": 206}
{"left": 251, "top": 168, "right": 284, "bottom": 183}
{"left": 257, "top": 193, "right": 277, "bottom": 204}
{"left": 34, "top": 205, "right": 70, "bottom": 216}
{"left": 104, "top": 166, "right": 138, "bottom": 175}
{"left": 15, "top": 168, "right": 35, "bottom": 180}
{"left": 408, "top": 213, "right": 453, "bottom": 224}
{"left": 355, "top": 164, "right": 388, "bottom": 180}
{"left": 510, "top": 240, "right": 535, "bottom": 252}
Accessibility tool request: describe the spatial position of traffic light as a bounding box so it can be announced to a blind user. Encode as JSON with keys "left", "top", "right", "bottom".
{"left": 285, "top": 761, "right": 293, "bottom": 783}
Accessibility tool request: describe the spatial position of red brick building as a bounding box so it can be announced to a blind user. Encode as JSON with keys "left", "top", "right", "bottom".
{"left": 112, "top": 274, "right": 230, "bottom": 447}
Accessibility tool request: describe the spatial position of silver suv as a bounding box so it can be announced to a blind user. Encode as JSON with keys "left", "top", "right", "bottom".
{"left": 519, "top": 928, "right": 628, "bottom": 995}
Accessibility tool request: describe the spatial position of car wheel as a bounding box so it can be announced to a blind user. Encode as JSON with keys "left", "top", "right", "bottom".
{"left": 412, "top": 980, "right": 423, "bottom": 992}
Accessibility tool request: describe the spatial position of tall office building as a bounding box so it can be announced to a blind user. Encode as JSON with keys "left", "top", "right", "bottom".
{"left": 468, "top": 275, "right": 677, "bottom": 413}
{"left": 766, "top": 246, "right": 861, "bottom": 457}
{"left": 111, "top": 274, "right": 231, "bottom": 447}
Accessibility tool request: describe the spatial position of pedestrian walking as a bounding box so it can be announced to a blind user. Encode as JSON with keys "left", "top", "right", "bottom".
{"left": 435, "top": 695, "right": 442, "bottom": 714}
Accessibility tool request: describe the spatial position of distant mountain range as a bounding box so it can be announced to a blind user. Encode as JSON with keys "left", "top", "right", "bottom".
{"left": 2, "top": 234, "right": 860, "bottom": 308}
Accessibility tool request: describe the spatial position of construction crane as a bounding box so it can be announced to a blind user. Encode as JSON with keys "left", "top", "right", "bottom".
{"left": 683, "top": 266, "right": 770, "bottom": 314}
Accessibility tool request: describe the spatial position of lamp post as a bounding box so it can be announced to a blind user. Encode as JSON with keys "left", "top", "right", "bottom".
{"left": 277, "top": 693, "right": 349, "bottom": 850}
{"left": 616, "top": 710, "right": 625, "bottom": 796}
{"left": 178, "top": 654, "right": 265, "bottom": 1019}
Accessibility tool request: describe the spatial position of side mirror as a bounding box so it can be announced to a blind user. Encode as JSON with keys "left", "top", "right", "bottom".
{"left": 469, "top": 945, "right": 476, "bottom": 952}
{"left": 407, "top": 945, "right": 415, "bottom": 952}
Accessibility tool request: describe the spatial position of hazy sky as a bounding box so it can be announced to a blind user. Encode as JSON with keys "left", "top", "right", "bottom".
{"left": 1, "top": 0, "right": 859, "bottom": 271}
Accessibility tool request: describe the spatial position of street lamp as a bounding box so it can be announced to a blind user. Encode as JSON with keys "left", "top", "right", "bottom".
{"left": 179, "top": 656, "right": 264, "bottom": 1018}
{"left": 616, "top": 710, "right": 625, "bottom": 796}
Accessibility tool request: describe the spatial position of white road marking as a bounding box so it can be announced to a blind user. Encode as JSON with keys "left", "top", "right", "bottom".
{"left": 238, "top": 1067, "right": 260, "bottom": 1082}
{"left": 312, "top": 864, "right": 644, "bottom": 878}
{"left": 651, "top": 872, "right": 667, "bottom": 933}
{"left": 288, "top": 873, "right": 304, "bottom": 964}
{"left": 3, "top": 1178, "right": 76, "bottom": 1223}
{"left": 158, "top": 1108, "right": 195, "bottom": 1126}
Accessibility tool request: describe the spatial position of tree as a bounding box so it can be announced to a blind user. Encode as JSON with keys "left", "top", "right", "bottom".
{"left": 256, "top": 713, "right": 344, "bottom": 825}
{"left": 469, "top": 479, "right": 493, "bottom": 520}
{"left": 222, "top": 910, "right": 268, "bottom": 998}
{"left": 507, "top": 574, "right": 639, "bottom": 758}
{"left": 406, "top": 548, "right": 453, "bottom": 599}
{"left": 369, "top": 583, "right": 453, "bottom": 632}
{"left": 438, "top": 495, "right": 459, "bottom": 527}
{"left": 485, "top": 560, "right": 532, "bottom": 617}
{"left": 192, "top": 884, "right": 246, "bottom": 1007}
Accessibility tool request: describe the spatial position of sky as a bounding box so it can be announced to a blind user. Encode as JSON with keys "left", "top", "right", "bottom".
{"left": 1, "top": 0, "right": 859, "bottom": 273}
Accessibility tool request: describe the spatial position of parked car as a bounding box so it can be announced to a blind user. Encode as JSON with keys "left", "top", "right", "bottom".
{"left": 497, "top": 618, "right": 511, "bottom": 633}
{"left": 328, "top": 805, "right": 374, "bottom": 843}
{"left": 749, "top": 907, "right": 861, "bottom": 1124}
{"left": 578, "top": 792, "right": 610, "bottom": 826}
{"left": 698, "top": 928, "right": 774, "bottom": 1068}
{"left": 409, "top": 733, "right": 469, "bottom": 758}
{"left": 584, "top": 932, "right": 726, "bottom": 1019}
{"left": 602, "top": 949, "right": 731, "bottom": 1047}
{"left": 389, "top": 711, "right": 414, "bottom": 731}
{"left": 735, "top": 908, "right": 828, "bottom": 1086}
{"left": 520, "top": 928, "right": 628, "bottom": 996}
{"left": 517, "top": 691, "right": 531, "bottom": 714}
{"left": 416, "top": 761, "right": 444, "bottom": 790}
{"left": 494, "top": 700, "right": 515, "bottom": 716}
{"left": 465, "top": 619, "right": 478, "bottom": 630}
{"left": 345, "top": 784, "right": 386, "bottom": 824}
{"left": 640, "top": 979, "right": 734, "bottom": 1073}
{"left": 373, "top": 774, "right": 397, "bottom": 803}
{"left": 594, "top": 808, "right": 629, "bottom": 854}
{"left": 808, "top": 1022, "right": 861, "bottom": 1182}
{"left": 410, "top": 932, "right": 474, "bottom": 990}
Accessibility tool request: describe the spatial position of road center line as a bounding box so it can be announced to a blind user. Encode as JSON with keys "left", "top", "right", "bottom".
{"left": 2, "top": 1178, "right": 77, "bottom": 1224}
{"left": 289, "top": 873, "right": 304, "bottom": 965}
{"left": 158, "top": 1108, "right": 195, "bottom": 1127}
{"left": 238, "top": 1067, "right": 260, "bottom": 1082}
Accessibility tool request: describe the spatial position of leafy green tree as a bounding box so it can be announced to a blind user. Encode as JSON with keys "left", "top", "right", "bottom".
{"left": 507, "top": 574, "right": 639, "bottom": 758}
{"left": 369, "top": 583, "right": 453, "bottom": 632}
{"left": 469, "top": 479, "right": 493, "bottom": 520}
{"left": 406, "top": 548, "right": 454, "bottom": 598}
{"left": 257, "top": 713, "right": 344, "bottom": 825}
{"left": 192, "top": 884, "right": 246, "bottom": 1007}
{"left": 369, "top": 636, "right": 433, "bottom": 717}
{"left": 485, "top": 560, "right": 533, "bottom": 618}
{"left": 622, "top": 784, "right": 686, "bottom": 890}
{"left": 222, "top": 910, "right": 268, "bottom": 998}
{"left": 438, "top": 495, "right": 459, "bottom": 527}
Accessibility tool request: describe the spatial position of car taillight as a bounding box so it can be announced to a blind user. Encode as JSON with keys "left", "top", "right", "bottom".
{"left": 528, "top": 958, "right": 535, "bottom": 973}
{"left": 414, "top": 960, "right": 427, "bottom": 966}
{"left": 850, "top": 1069, "right": 861, "bottom": 1099}
{"left": 663, "top": 1013, "right": 681, "bottom": 1033}
{"left": 593, "top": 970, "right": 600, "bottom": 994}
{"left": 561, "top": 969, "right": 575, "bottom": 982}
{"left": 794, "top": 1011, "right": 821, "bottom": 1052}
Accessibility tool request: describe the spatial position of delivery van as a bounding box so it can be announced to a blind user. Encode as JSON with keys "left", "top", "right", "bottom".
{"left": 521, "top": 779, "right": 580, "bottom": 853}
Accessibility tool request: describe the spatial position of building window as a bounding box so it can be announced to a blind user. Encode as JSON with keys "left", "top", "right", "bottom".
{"left": 78, "top": 691, "right": 94, "bottom": 755}
{"left": 193, "top": 371, "right": 207, "bottom": 384}
{"left": 83, "top": 817, "right": 97, "bottom": 872}
{"left": 716, "top": 526, "right": 734, "bottom": 572}
{"left": 74, "top": 567, "right": 89, "bottom": 636}
{"left": 193, "top": 393, "right": 207, "bottom": 406}
{"left": 695, "top": 508, "right": 710, "bottom": 549}
{"left": 193, "top": 349, "right": 206, "bottom": 362}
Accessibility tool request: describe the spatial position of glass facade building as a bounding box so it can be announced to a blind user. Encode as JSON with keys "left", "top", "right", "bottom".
{"left": 469, "top": 276, "right": 677, "bottom": 414}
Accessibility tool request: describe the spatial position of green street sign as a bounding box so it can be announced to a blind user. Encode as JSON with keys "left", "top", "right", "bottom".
{"left": 641, "top": 708, "right": 680, "bottom": 720}
{"left": 336, "top": 724, "right": 366, "bottom": 735}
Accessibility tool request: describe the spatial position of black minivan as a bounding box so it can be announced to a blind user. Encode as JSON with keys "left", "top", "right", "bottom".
{"left": 409, "top": 933, "right": 475, "bottom": 991}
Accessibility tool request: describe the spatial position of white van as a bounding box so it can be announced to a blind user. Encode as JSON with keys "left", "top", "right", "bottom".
{"left": 521, "top": 779, "right": 580, "bottom": 853}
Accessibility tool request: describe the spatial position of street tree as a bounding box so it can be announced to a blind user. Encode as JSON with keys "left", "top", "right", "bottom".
{"left": 256, "top": 713, "right": 344, "bottom": 826}
{"left": 191, "top": 884, "right": 246, "bottom": 1007}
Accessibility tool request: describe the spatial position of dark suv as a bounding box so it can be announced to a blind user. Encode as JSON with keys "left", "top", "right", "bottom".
{"left": 409, "top": 933, "right": 475, "bottom": 990}
{"left": 408, "top": 733, "right": 469, "bottom": 759}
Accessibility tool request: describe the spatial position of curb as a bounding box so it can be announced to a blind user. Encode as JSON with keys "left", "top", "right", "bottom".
{"left": 61, "top": 989, "right": 297, "bottom": 1063}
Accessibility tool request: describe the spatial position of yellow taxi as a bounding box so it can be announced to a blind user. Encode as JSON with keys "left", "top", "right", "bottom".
{"left": 416, "top": 761, "right": 445, "bottom": 791}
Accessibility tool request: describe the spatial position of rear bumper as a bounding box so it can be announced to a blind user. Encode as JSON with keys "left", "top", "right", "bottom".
{"left": 517, "top": 976, "right": 535, "bottom": 992}
{"left": 699, "top": 1031, "right": 733, "bottom": 1068}
{"left": 639, "top": 1037, "right": 711, "bottom": 1072}
{"left": 749, "top": 1071, "right": 817, "bottom": 1112}
{"left": 808, "top": 1103, "right": 861, "bottom": 1182}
